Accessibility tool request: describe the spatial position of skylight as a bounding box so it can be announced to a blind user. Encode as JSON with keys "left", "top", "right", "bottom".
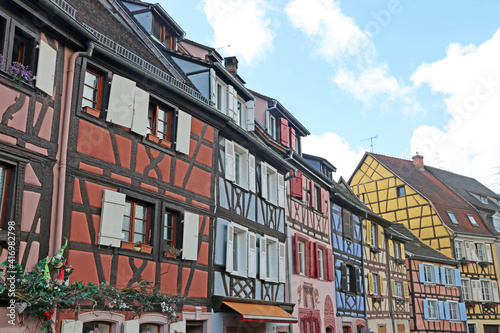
{"left": 467, "top": 214, "right": 479, "bottom": 227}
{"left": 447, "top": 211, "right": 459, "bottom": 225}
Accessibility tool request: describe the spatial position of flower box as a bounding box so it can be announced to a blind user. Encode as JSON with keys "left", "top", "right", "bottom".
{"left": 83, "top": 106, "right": 100, "bottom": 117}
{"left": 159, "top": 139, "right": 172, "bottom": 148}
{"left": 147, "top": 133, "right": 160, "bottom": 143}
{"left": 121, "top": 241, "right": 135, "bottom": 250}
{"left": 140, "top": 244, "right": 153, "bottom": 254}
{"left": 370, "top": 246, "right": 381, "bottom": 254}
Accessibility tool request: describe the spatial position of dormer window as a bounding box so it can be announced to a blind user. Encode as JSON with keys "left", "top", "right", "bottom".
{"left": 492, "top": 213, "right": 500, "bottom": 231}
{"left": 152, "top": 17, "right": 172, "bottom": 48}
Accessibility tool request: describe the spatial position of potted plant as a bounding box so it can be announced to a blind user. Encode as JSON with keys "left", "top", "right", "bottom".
{"left": 8, "top": 60, "right": 34, "bottom": 89}
{"left": 121, "top": 240, "right": 136, "bottom": 250}
{"left": 460, "top": 257, "right": 470, "bottom": 266}
{"left": 163, "top": 245, "right": 182, "bottom": 258}
{"left": 465, "top": 300, "right": 478, "bottom": 309}
{"left": 483, "top": 302, "right": 498, "bottom": 310}
{"left": 147, "top": 133, "right": 160, "bottom": 143}
{"left": 136, "top": 241, "right": 153, "bottom": 254}
{"left": 478, "top": 261, "right": 490, "bottom": 268}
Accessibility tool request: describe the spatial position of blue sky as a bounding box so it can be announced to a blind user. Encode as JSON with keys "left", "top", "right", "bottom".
{"left": 159, "top": 0, "right": 500, "bottom": 191}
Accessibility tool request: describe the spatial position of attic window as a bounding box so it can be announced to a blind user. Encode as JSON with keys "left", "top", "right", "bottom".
{"left": 152, "top": 17, "right": 172, "bottom": 48}
{"left": 396, "top": 185, "right": 405, "bottom": 197}
{"left": 493, "top": 213, "right": 500, "bottom": 231}
{"left": 467, "top": 214, "right": 479, "bottom": 227}
{"left": 447, "top": 211, "right": 459, "bottom": 225}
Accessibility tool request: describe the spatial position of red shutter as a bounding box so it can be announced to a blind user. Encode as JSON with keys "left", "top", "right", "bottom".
{"left": 309, "top": 179, "right": 315, "bottom": 208}
{"left": 327, "top": 248, "right": 334, "bottom": 281}
{"left": 280, "top": 118, "right": 290, "bottom": 147}
{"left": 321, "top": 188, "right": 327, "bottom": 214}
{"left": 309, "top": 241, "right": 316, "bottom": 278}
{"left": 292, "top": 172, "right": 303, "bottom": 198}
{"left": 290, "top": 127, "right": 296, "bottom": 151}
{"left": 294, "top": 234, "right": 300, "bottom": 274}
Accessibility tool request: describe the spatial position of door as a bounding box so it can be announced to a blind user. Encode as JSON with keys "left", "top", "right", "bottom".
{"left": 484, "top": 325, "right": 499, "bottom": 333}
{"left": 379, "top": 326, "right": 387, "bottom": 333}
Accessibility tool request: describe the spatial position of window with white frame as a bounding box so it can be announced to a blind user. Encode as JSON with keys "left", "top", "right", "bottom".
{"left": 260, "top": 162, "right": 282, "bottom": 206}
{"left": 237, "top": 98, "right": 247, "bottom": 129}
{"left": 428, "top": 299, "right": 439, "bottom": 319}
{"left": 493, "top": 213, "right": 500, "bottom": 231}
{"left": 371, "top": 223, "right": 378, "bottom": 247}
{"left": 449, "top": 302, "right": 459, "bottom": 321}
{"left": 226, "top": 222, "right": 248, "bottom": 277}
{"left": 481, "top": 280, "right": 491, "bottom": 301}
{"left": 262, "top": 236, "right": 279, "bottom": 282}
{"left": 225, "top": 140, "right": 255, "bottom": 192}
{"left": 234, "top": 145, "right": 248, "bottom": 188}
{"left": 216, "top": 82, "right": 224, "bottom": 112}
{"left": 455, "top": 241, "right": 464, "bottom": 259}
{"left": 268, "top": 113, "right": 276, "bottom": 139}
{"left": 462, "top": 279, "right": 471, "bottom": 300}
{"left": 317, "top": 247, "right": 324, "bottom": 280}
{"left": 298, "top": 240, "right": 306, "bottom": 275}
{"left": 476, "top": 243, "right": 485, "bottom": 261}
{"left": 424, "top": 264, "right": 435, "bottom": 284}
{"left": 395, "top": 281, "right": 403, "bottom": 298}
{"left": 467, "top": 214, "right": 479, "bottom": 227}
{"left": 372, "top": 274, "right": 380, "bottom": 296}
{"left": 444, "top": 267, "right": 455, "bottom": 285}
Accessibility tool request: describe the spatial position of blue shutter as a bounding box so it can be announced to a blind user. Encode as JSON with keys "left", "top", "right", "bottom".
{"left": 444, "top": 302, "right": 450, "bottom": 320}
{"left": 434, "top": 266, "right": 440, "bottom": 284}
{"left": 438, "top": 301, "right": 445, "bottom": 319}
{"left": 419, "top": 264, "right": 425, "bottom": 283}
{"left": 459, "top": 302, "right": 467, "bottom": 321}
{"left": 455, "top": 269, "right": 462, "bottom": 287}
{"left": 423, "top": 300, "right": 429, "bottom": 319}
{"left": 440, "top": 267, "right": 446, "bottom": 285}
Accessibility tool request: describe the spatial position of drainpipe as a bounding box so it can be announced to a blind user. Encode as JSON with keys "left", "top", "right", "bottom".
{"left": 53, "top": 41, "right": 95, "bottom": 253}
{"left": 286, "top": 224, "right": 294, "bottom": 333}
{"left": 361, "top": 213, "right": 368, "bottom": 329}
{"left": 386, "top": 233, "right": 396, "bottom": 333}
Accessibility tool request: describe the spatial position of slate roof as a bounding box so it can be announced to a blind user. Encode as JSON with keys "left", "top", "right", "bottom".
{"left": 370, "top": 153, "right": 492, "bottom": 237}
{"left": 390, "top": 223, "right": 457, "bottom": 265}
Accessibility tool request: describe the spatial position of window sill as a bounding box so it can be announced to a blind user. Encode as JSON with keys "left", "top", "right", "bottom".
{"left": 82, "top": 106, "right": 101, "bottom": 118}
{"left": 370, "top": 246, "right": 381, "bottom": 254}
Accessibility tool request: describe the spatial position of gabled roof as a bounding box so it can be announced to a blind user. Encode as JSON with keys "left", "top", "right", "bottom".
{"left": 249, "top": 90, "right": 310, "bottom": 136}
{"left": 390, "top": 223, "right": 457, "bottom": 265}
{"left": 369, "top": 153, "right": 492, "bottom": 237}
{"left": 427, "top": 166, "right": 500, "bottom": 213}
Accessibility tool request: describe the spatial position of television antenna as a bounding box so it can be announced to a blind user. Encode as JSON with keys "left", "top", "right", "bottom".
{"left": 360, "top": 135, "right": 378, "bottom": 152}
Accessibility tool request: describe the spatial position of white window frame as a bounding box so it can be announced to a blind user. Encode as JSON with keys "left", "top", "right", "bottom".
{"left": 476, "top": 243, "right": 485, "bottom": 261}
{"left": 492, "top": 213, "right": 500, "bottom": 231}
{"left": 262, "top": 163, "right": 278, "bottom": 205}
{"left": 317, "top": 247, "right": 324, "bottom": 280}
{"left": 234, "top": 144, "right": 249, "bottom": 189}
{"left": 237, "top": 97, "right": 247, "bottom": 129}
{"left": 467, "top": 214, "right": 478, "bottom": 227}
{"left": 444, "top": 267, "right": 455, "bottom": 286}
{"left": 423, "top": 264, "right": 435, "bottom": 284}
{"left": 395, "top": 281, "right": 403, "bottom": 298}
{"left": 227, "top": 222, "right": 248, "bottom": 278}
{"left": 268, "top": 114, "right": 276, "bottom": 139}
{"left": 216, "top": 80, "right": 225, "bottom": 113}
{"left": 468, "top": 323, "right": 478, "bottom": 333}
{"left": 462, "top": 279, "right": 471, "bottom": 301}
{"left": 298, "top": 240, "right": 306, "bottom": 275}
{"left": 373, "top": 274, "right": 379, "bottom": 296}
{"left": 455, "top": 241, "right": 464, "bottom": 259}
{"left": 371, "top": 223, "right": 377, "bottom": 247}
{"left": 428, "top": 299, "right": 439, "bottom": 319}
{"left": 262, "top": 236, "right": 279, "bottom": 282}
{"left": 481, "top": 280, "right": 491, "bottom": 301}
{"left": 449, "top": 301, "right": 459, "bottom": 321}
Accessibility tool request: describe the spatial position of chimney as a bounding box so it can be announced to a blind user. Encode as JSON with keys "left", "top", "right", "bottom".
{"left": 413, "top": 153, "right": 424, "bottom": 169}
{"left": 224, "top": 56, "right": 238, "bottom": 75}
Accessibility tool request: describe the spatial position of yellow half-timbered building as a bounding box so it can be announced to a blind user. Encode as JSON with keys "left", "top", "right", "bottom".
{"left": 349, "top": 153, "right": 500, "bottom": 333}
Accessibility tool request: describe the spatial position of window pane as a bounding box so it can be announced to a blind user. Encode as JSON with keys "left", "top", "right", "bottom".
{"left": 122, "top": 230, "right": 129, "bottom": 241}
{"left": 124, "top": 202, "right": 131, "bottom": 216}
{"left": 134, "top": 233, "right": 145, "bottom": 243}
{"left": 122, "top": 217, "right": 131, "bottom": 232}
{"left": 135, "top": 204, "right": 146, "bottom": 219}
{"left": 135, "top": 220, "right": 146, "bottom": 234}
{"left": 84, "top": 71, "right": 99, "bottom": 87}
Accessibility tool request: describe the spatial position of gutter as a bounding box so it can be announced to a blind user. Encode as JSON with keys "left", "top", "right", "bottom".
{"left": 386, "top": 233, "right": 396, "bottom": 333}
{"left": 286, "top": 224, "right": 294, "bottom": 333}
{"left": 361, "top": 212, "right": 368, "bottom": 327}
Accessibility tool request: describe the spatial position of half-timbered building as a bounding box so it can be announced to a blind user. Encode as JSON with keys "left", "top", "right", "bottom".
{"left": 391, "top": 223, "right": 467, "bottom": 333}
{"left": 349, "top": 153, "right": 500, "bottom": 333}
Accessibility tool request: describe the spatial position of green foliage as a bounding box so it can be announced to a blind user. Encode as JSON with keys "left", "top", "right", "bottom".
{"left": 0, "top": 254, "right": 182, "bottom": 333}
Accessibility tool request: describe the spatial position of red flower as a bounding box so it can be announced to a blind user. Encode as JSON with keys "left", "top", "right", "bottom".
{"left": 50, "top": 309, "right": 54, "bottom": 315}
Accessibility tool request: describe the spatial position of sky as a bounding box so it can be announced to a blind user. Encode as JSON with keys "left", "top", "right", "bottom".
{"left": 159, "top": 0, "right": 500, "bottom": 192}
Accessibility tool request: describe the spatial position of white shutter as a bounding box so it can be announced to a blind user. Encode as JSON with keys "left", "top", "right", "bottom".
{"left": 248, "top": 232, "right": 257, "bottom": 278}
{"left": 265, "top": 110, "right": 271, "bottom": 132}
{"left": 227, "top": 85, "right": 237, "bottom": 121}
{"left": 261, "top": 162, "right": 268, "bottom": 200}
{"left": 471, "top": 243, "right": 478, "bottom": 261}
{"left": 260, "top": 236, "right": 267, "bottom": 279}
{"left": 225, "top": 140, "right": 236, "bottom": 181}
{"left": 226, "top": 223, "right": 234, "bottom": 273}
{"left": 209, "top": 68, "right": 216, "bottom": 105}
{"left": 492, "top": 281, "right": 500, "bottom": 302}
{"left": 98, "top": 190, "right": 126, "bottom": 247}
{"left": 246, "top": 100, "right": 255, "bottom": 131}
{"left": 472, "top": 280, "right": 483, "bottom": 301}
{"left": 182, "top": 212, "right": 199, "bottom": 261}
{"left": 36, "top": 40, "right": 57, "bottom": 96}
{"left": 122, "top": 320, "right": 140, "bottom": 333}
{"left": 170, "top": 320, "right": 186, "bottom": 333}
{"left": 176, "top": 110, "right": 191, "bottom": 155}
{"left": 131, "top": 87, "right": 149, "bottom": 136}
{"left": 61, "top": 320, "right": 83, "bottom": 333}
{"left": 465, "top": 242, "right": 473, "bottom": 260}
{"left": 248, "top": 154, "right": 256, "bottom": 192}
{"left": 485, "top": 244, "right": 493, "bottom": 262}
{"left": 278, "top": 242, "right": 286, "bottom": 283}
{"left": 277, "top": 174, "right": 285, "bottom": 207}
{"left": 107, "top": 74, "right": 135, "bottom": 127}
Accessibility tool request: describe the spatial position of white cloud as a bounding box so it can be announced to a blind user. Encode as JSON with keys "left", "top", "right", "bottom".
{"left": 302, "top": 132, "right": 366, "bottom": 182}
{"left": 203, "top": 0, "right": 274, "bottom": 64}
{"left": 411, "top": 29, "right": 500, "bottom": 192}
{"left": 285, "top": 0, "right": 373, "bottom": 61}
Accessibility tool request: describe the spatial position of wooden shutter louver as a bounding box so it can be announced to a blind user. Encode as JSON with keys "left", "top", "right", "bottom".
{"left": 326, "top": 248, "right": 334, "bottom": 281}
{"left": 248, "top": 232, "right": 257, "bottom": 278}
{"left": 226, "top": 223, "right": 234, "bottom": 273}
{"left": 261, "top": 162, "right": 268, "bottom": 200}
{"left": 99, "top": 190, "right": 126, "bottom": 247}
{"left": 342, "top": 209, "right": 353, "bottom": 240}
{"left": 321, "top": 188, "right": 327, "bottom": 214}
{"left": 260, "top": 236, "right": 267, "bottom": 279}
{"left": 280, "top": 118, "right": 289, "bottom": 146}
{"left": 225, "top": 140, "right": 236, "bottom": 181}
{"left": 368, "top": 272, "right": 374, "bottom": 295}
{"left": 309, "top": 241, "right": 316, "bottom": 278}
{"left": 36, "top": 40, "right": 57, "bottom": 96}
{"left": 290, "top": 127, "right": 297, "bottom": 151}
{"left": 278, "top": 242, "right": 286, "bottom": 283}
{"left": 291, "top": 172, "right": 303, "bottom": 199}
{"left": 248, "top": 154, "right": 256, "bottom": 192}
{"left": 278, "top": 174, "right": 285, "bottom": 207}
{"left": 366, "top": 220, "right": 372, "bottom": 245}
{"left": 294, "top": 235, "right": 300, "bottom": 274}
{"left": 341, "top": 263, "right": 347, "bottom": 291}
{"left": 246, "top": 100, "right": 255, "bottom": 131}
